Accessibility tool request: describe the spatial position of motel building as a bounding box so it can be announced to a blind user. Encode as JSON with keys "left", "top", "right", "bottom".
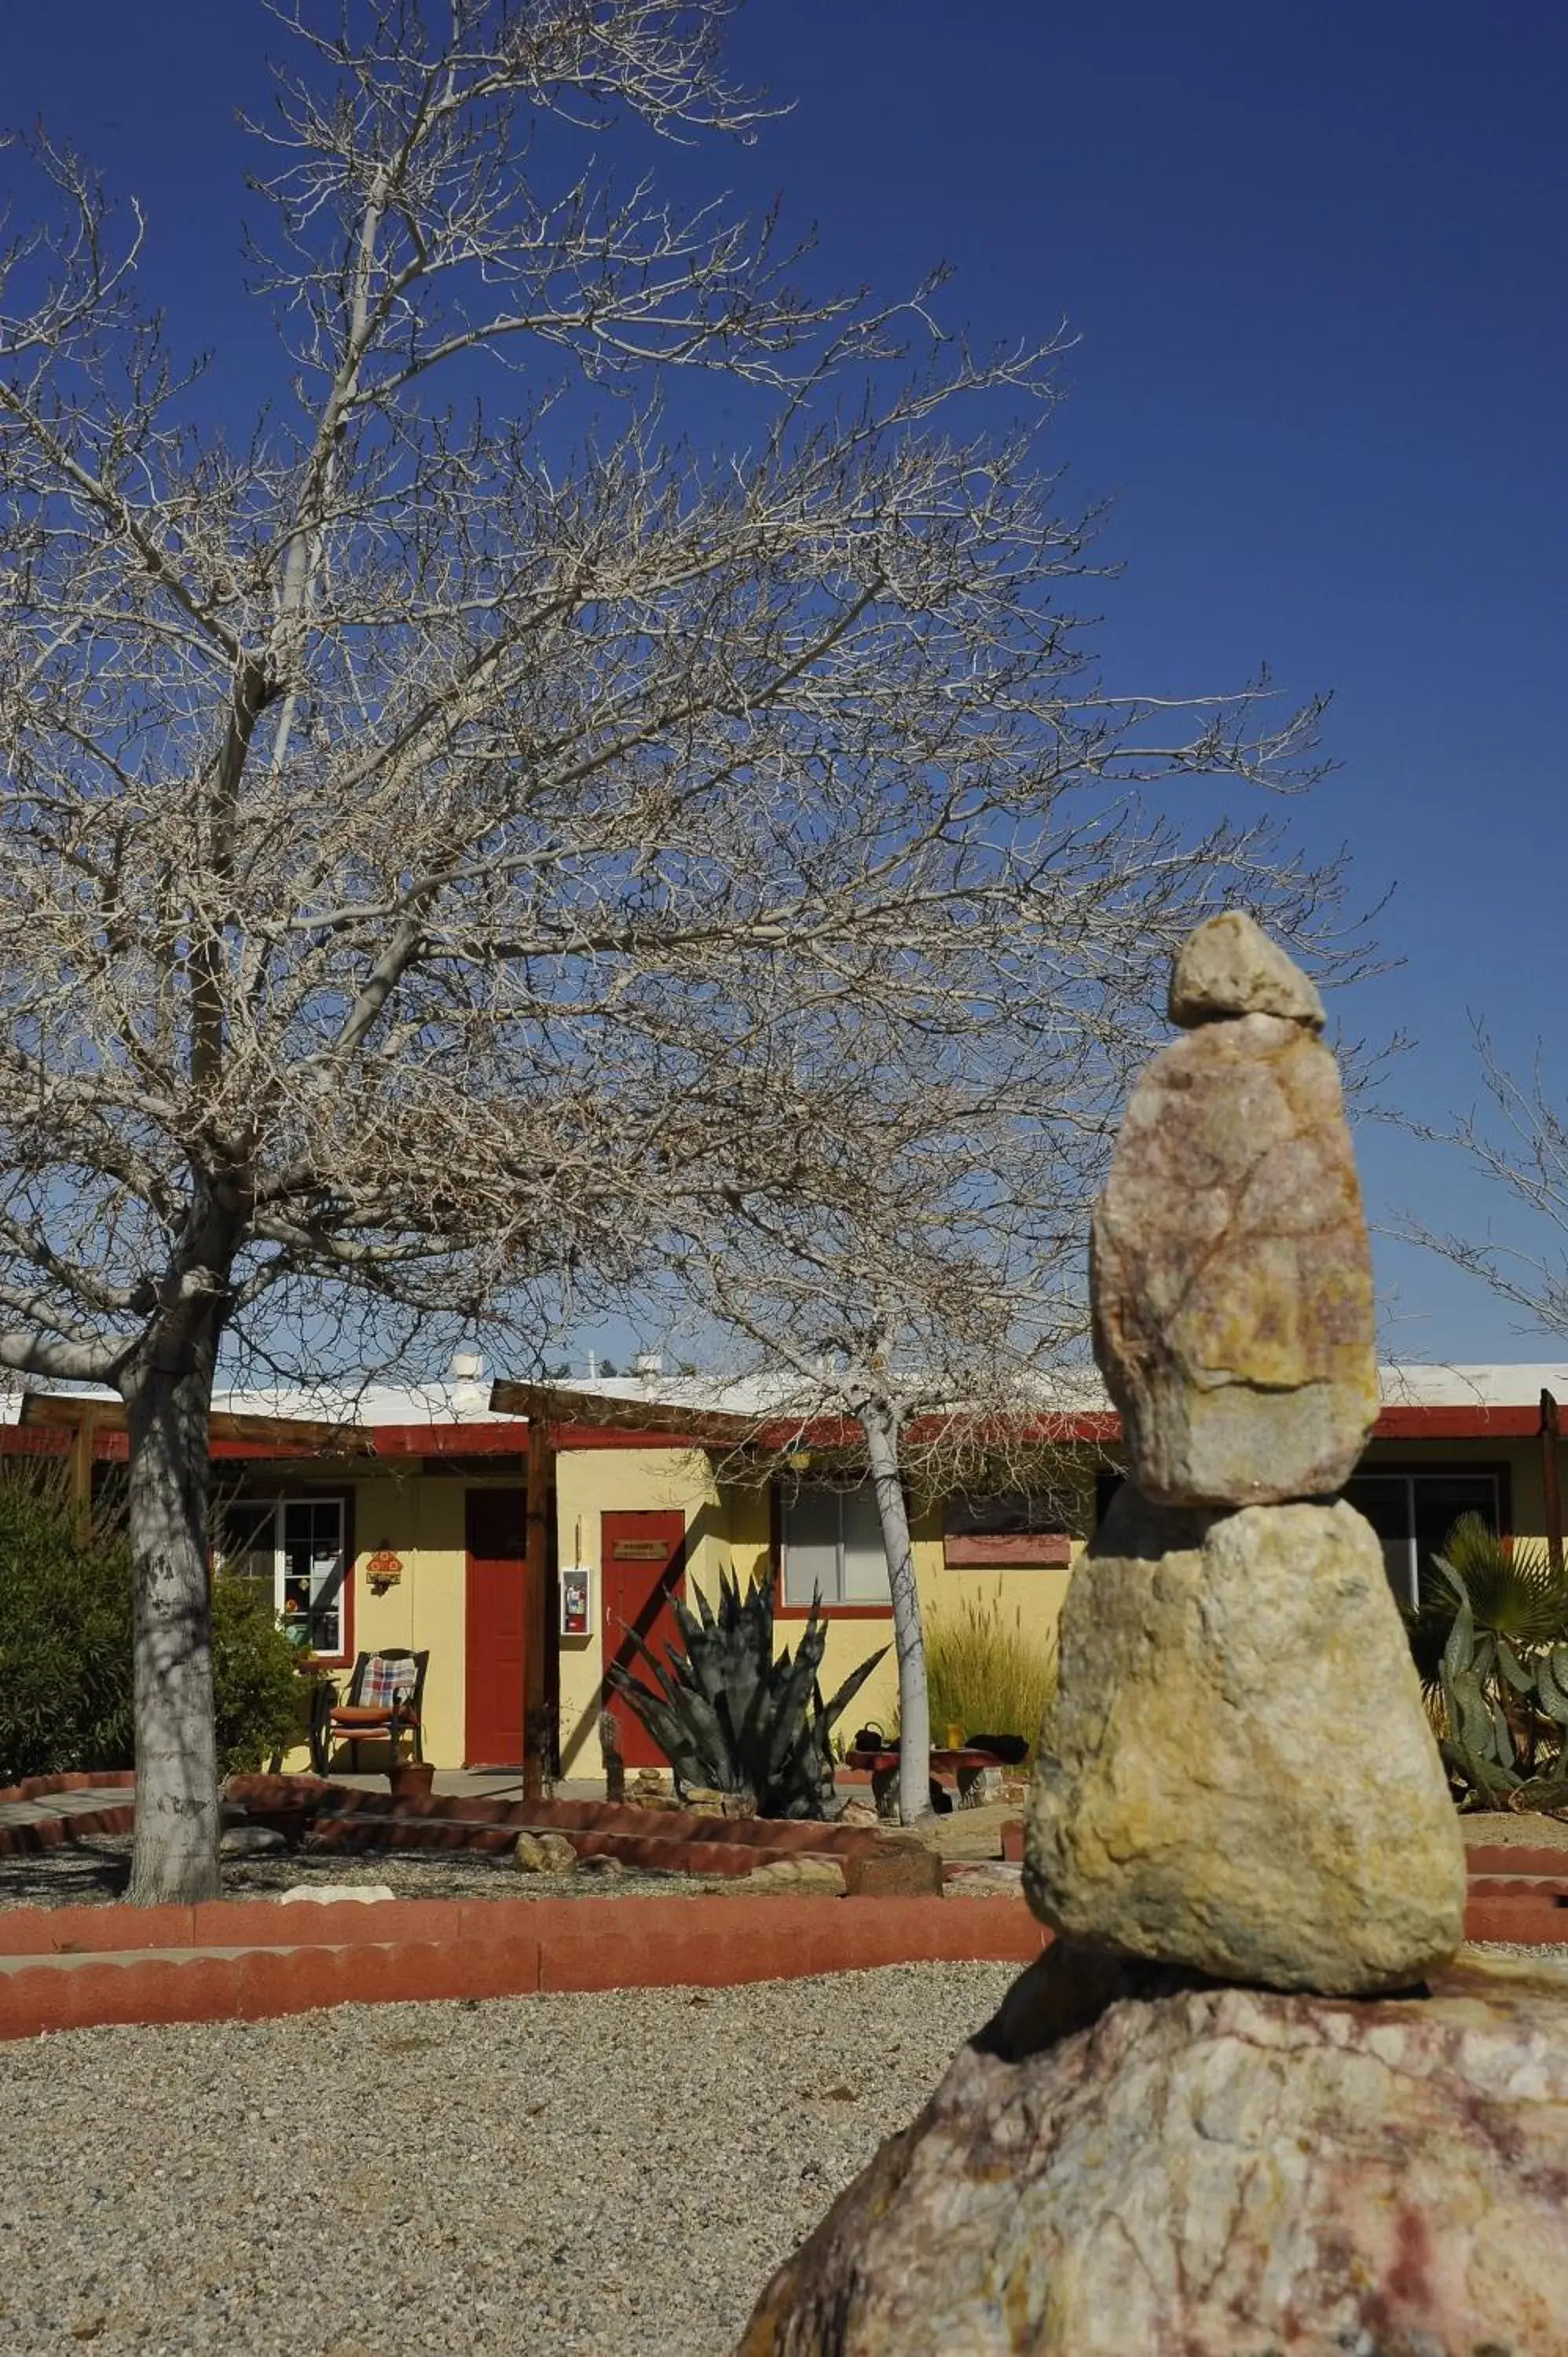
{"left": 3, "top": 1360, "right": 1563, "bottom": 1781}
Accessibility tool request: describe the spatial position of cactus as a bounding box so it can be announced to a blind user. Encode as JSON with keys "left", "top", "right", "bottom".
{"left": 605, "top": 1569, "right": 888, "bottom": 1820}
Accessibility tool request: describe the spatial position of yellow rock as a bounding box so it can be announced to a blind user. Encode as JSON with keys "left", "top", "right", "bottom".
{"left": 1024, "top": 1490, "right": 1466, "bottom": 1993}
{"left": 1090, "top": 1013, "right": 1377, "bottom": 1505}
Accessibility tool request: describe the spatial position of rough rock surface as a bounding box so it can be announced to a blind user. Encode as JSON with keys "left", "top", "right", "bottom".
{"left": 514, "top": 1830, "right": 578, "bottom": 1874}
{"left": 1025, "top": 1487, "right": 1466, "bottom": 1991}
{"left": 742, "top": 1857, "right": 844, "bottom": 1894}
{"left": 1090, "top": 1011, "right": 1377, "bottom": 1505}
{"left": 738, "top": 1954, "right": 1568, "bottom": 2357}
{"left": 1168, "top": 907, "right": 1326, "bottom": 1029}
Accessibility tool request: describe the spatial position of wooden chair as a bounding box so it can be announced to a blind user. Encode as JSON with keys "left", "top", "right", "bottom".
{"left": 310, "top": 1650, "right": 429, "bottom": 1776}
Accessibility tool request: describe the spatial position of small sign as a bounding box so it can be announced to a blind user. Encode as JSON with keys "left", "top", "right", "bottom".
{"left": 613, "top": 1538, "right": 672, "bottom": 1562}
{"left": 559, "top": 1567, "right": 591, "bottom": 1637}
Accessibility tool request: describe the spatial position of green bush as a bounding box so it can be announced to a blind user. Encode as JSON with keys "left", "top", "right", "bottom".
{"left": 910, "top": 1587, "right": 1060, "bottom": 1754}
{"left": 210, "top": 1574, "right": 308, "bottom": 1776}
{"left": 0, "top": 1466, "right": 301, "bottom": 1784}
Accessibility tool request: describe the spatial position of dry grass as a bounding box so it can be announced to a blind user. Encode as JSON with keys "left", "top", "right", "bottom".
{"left": 905, "top": 1586, "right": 1059, "bottom": 1754}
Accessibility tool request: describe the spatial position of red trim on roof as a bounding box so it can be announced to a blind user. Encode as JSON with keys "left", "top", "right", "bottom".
{"left": 1372, "top": 1406, "right": 1543, "bottom": 1439}
{"left": 0, "top": 1396, "right": 1548, "bottom": 1464}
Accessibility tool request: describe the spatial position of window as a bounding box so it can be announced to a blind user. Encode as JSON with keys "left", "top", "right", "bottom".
{"left": 780, "top": 1484, "right": 889, "bottom": 1607}
{"left": 1342, "top": 1469, "right": 1503, "bottom": 1611}
{"left": 216, "top": 1496, "right": 348, "bottom": 1655}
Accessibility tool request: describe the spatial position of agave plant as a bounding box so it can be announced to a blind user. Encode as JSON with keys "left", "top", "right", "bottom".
{"left": 604, "top": 1570, "right": 887, "bottom": 1820}
{"left": 1409, "top": 1514, "right": 1568, "bottom": 1806}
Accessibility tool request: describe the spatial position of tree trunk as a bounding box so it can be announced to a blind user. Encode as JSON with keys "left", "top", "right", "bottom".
{"left": 123, "top": 1323, "right": 224, "bottom": 1905}
{"left": 860, "top": 1397, "right": 932, "bottom": 1826}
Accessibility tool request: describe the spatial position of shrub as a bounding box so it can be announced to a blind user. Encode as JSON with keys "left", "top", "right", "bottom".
{"left": 210, "top": 1574, "right": 308, "bottom": 1776}
{"left": 914, "top": 1587, "right": 1059, "bottom": 1754}
{"left": 0, "top": 1465, "right": 135, "bottom": 1783}
{"left": 0, "top": 1465, "right": 302, "bottom": 1784}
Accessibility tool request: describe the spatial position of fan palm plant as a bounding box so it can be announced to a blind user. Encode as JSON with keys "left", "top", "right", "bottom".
{"left": 1407, "top": 1513, "right": 1568, "bottom": 1805}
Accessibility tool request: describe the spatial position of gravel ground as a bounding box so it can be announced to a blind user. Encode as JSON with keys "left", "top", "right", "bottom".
{"left": 0, "top": 1839, "right": 718, "bottom": 1910}
{"left": 0, "top": 1959, "right": 1015, "bottom": 2357}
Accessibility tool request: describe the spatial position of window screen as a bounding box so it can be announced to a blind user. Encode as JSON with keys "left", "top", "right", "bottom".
{"left": 781, "top": 1484, "right": 891, "bottom": 1607}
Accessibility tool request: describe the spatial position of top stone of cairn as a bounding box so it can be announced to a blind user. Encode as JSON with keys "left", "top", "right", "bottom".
{"left": 1093, "top": 913, "right": 1375, "bottom": 1507}
{"left": 1168, "top": 908, "right": 1325, "bottom": 1032}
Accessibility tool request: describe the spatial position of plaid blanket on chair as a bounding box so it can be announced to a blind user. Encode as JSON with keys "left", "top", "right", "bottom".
{"left": 359, "top": 1654, "right": 417, "bottom": 1710}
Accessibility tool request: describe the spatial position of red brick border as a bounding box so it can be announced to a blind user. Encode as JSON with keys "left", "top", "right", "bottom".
{"left": 0, "top": 1772, "right": 136, "bottom": 1805}
{"left": 0, "top": 1893, "right": 1047, "bottom": 2040}
{"left": 227, "top": 1775, "right": 894, "bottom": 1879}
{"left": 0, "top": 1772, "right": 137, "bottom": 1857}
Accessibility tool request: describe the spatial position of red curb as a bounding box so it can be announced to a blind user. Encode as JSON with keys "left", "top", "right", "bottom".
{"left": 1465, "top": 1846, "right": 1568, "bottom": 1878}
{"left": 1465, "top": 1898, "right": 1568, "bottom": 1944}
{"left": 1467, "top": 1878, "right": 1568, "bottom": 1902}
{"left": 0, "top": 1902, "right": 195, "bottom": 1956}
{"left": 0, "top": 1804, "right": 136, "bottom": 1858}
{"left": 0, "top": 1895, "right": 1046, "bottom": 2039}
{"left": 0, "top": 1772, "right": 135, "bottom": 1806}
{"left": 190, "top": 1897, "right": 472, "bottom": 1949}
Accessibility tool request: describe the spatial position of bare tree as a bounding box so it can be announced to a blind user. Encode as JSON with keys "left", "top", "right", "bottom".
{"left": 0, "top": 0, "right": 1342, "bottom": 1899}
{"left": 1398, "top": 1028, "right": 1568, "bottom": 1342}
{"left": 649, "top": 860, "right": 1363, "bottom": 1823}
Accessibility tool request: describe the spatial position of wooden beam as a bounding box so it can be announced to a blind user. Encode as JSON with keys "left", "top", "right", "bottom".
{"left": 523, "top": 1413, "right": 552, "bottom": 1802}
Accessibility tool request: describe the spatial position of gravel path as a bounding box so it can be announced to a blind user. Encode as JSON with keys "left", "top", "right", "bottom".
{"left": 0, "top": 1960, "right": 1014, "bottom": 2357}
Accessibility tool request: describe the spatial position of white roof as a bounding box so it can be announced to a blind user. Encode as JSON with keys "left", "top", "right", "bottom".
{"left": 13, "top": 1358, "right": 1568, "bottom": 1431}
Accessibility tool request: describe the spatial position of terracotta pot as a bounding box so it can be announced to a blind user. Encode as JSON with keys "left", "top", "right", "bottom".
{"left": 388, "top": 1760, "right": 435, "bottom": 1800}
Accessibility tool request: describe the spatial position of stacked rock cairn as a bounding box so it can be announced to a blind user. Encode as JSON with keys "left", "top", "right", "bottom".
{"left": 1027, "top": 907, "right": 1467, "bottom": 1993}
{"left": 737, "top": 920, "right": 1568, "bottom": 2357}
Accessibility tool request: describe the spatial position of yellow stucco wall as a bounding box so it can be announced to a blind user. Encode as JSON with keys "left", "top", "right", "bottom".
{"left": 282, "top": 1429, "right": 1555, "bottom": 1779}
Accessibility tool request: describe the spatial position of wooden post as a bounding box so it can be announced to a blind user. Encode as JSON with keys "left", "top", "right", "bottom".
{"left": 523, "top": 1409, "right": 552, "bottom": 1799}
{"left": 1543, "top": 1388, "right": 1564, "bottom": 1578}
{"left": 69, "top": 1409, "right": 97, "bottom": 1522}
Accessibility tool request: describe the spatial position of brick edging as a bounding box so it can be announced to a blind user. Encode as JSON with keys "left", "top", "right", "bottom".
{"left": 0, "top": 1893, "right": 1046, "bottom": 2040}
{"left": 0, "top": 1773, "right": 137, "bottom": 1859}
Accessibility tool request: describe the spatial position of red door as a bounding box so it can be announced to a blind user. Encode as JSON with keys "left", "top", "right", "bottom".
{"left": 600, "top": 1510, "right": 687, "bottom": 1769}
{"left": 465, "top": 1489, "right": 526, "bottom": 1767}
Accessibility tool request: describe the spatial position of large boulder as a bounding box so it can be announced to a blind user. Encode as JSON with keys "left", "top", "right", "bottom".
{"left": 1024, "top": 1487, "right": 1466, "bottom": 1992}
{"left": 1090, "top": 1010, "right": 1377, "bottom": 1506}
{"left": 738, "top": 1952, "right": 1568, "bottom": 2356}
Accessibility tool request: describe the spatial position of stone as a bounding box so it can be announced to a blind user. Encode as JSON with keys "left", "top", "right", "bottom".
{"left": 1090, "top": 1012, "right": 1377, "bottom": 1505}
{"left": 836, "top": 1798, "right": 880, "bottom": 1828}
{"left": 738, "top": 1954, "right": 1568, "bottom": 2356}
{"left": 577, "top": 1852, "right": 625, "bottom": 1875}
{"left": 841, "top": 1842, "right": 944, "bottom": 1900}
{"left": 218, "top": 1826, "right": 287, "bottom": 1857}
{"left": 742, "top": 1857, "right": 844, "bottom": 1893}
{"left": 682, "top": 1784, "right": 757, "bottom": 1819}
{"left": 1025, "top": 1488, "right": 1466, "bottom": 1992}
{"left": 1168, "top": 906, "right": 1326, "bottom": 1030}
{"left": 513, "top": 1831, "right": 578, "bottom": 1874}
{"left": 275, "top": 1883, "right": 396, "bottom": 1904}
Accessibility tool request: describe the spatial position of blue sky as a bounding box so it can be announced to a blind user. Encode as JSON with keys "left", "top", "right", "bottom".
{"left": 5, "top": 1, "right": 1565, "bottom": 1365}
